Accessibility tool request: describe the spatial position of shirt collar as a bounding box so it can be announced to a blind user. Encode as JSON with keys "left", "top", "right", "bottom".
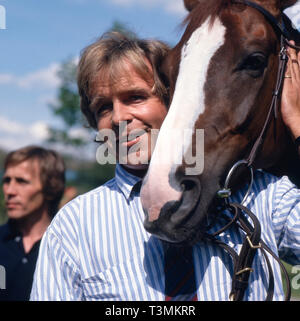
{"left": 115, "top": 164, "right": 143, "bottom": 200}
{"left": 2, "top": 219, "right": 21, "bottom": 241}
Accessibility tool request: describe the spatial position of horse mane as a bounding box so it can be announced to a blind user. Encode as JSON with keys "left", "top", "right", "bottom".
{"left": 181, "top": 0, "right": 239, "bottom": 32}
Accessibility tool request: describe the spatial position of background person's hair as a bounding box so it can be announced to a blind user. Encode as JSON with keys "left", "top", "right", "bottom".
{"left": 4, "top": 145, "right": 66, "bottom": 217}
{"left": 77, "top": 31, "right": 170, "bottom": 129}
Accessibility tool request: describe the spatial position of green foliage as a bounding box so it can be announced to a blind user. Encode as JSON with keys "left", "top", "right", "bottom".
{"left": 110, "top": 20, "right": 137, "bottom": 38}
{"left": 47, "top": 58, "right": 88, "bottom": 147}
{"left": 68, "top": 163, "right": 115, "bottom": 194}
{"left": 53, "top": 83, "right": 80, "bottom": 127}
{"left": 47, "top": 127, "right": 86, "bottom": 147}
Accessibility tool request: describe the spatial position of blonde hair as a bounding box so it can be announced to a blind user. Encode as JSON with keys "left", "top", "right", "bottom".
{"left": 77, "top": 31, "right": 170, "bottom": 129}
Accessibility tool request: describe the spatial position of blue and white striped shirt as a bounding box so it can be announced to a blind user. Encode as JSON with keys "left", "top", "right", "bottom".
{"left": 30, "top": 164, "right": 300, "bottom": 301}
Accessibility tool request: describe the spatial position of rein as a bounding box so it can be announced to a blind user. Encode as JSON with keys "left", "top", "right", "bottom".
{"left": 212, "top": 1, "right": 300, "bottom": 301}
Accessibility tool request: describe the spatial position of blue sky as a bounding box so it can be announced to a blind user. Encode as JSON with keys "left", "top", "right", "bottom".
{"left": 0, "top": 0, "right": 187, "bottom": 153}
{"left": 0, "top": 0, "right": 299, "bottom": 154}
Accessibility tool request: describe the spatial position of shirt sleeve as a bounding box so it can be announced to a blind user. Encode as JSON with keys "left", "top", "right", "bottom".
{"left": 30, "top": 200, "right": 84, "bottom": 301}
{"left": 272, "top": 176, "right": 300, "bottom": 266}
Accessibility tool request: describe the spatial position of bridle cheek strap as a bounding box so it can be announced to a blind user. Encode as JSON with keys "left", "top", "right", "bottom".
{"left": 213, "top": 0, "right": 300, "bottom": 301}
{"left": 246, "top": 36, "right": 288, "bottom": 167}
{"left": 232, "top": 0, "right": 300, "bottom": 166}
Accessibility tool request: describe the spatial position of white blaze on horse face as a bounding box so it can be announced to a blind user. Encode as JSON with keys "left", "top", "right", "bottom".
{"left": 141, "top": 17, "right": 226, "bottom": 222}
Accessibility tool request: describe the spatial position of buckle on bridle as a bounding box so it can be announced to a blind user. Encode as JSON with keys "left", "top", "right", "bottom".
{"left": 279, "top": 45, "right": 288, "bottom": 60}
{"left": 246, "top": 235, "right": 261, "bottom": 249}
{"left": 217, "top": 160, "right": 254, "bottom": 205}
{"left": 236, "top": 267, "right": 254, "bottom": 276}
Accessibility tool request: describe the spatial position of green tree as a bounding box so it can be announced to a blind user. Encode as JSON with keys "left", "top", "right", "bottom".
{"left": 110, "top": 20, "right": 137, "bottom": 38}
{"left": 48, "top": 58, "right": 88, "bottom": 147}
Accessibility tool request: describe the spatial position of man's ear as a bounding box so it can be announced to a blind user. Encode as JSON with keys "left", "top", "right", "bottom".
{"left": 183, "top": 0, "right": 200, "bottom": 12}
{"left": 280, "top": 0, "right": 298, "bottom": 10}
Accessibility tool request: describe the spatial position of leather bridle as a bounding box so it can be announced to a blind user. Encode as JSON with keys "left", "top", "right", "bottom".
{"left": 210, "top": 0, "right": 300, "bottom": 301}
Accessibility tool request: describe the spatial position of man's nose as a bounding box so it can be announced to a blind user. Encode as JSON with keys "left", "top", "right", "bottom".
{"left": 3, "top": 181, "right": 17, "bottom": 196}
{"left": 111, "top": 101, "right": 132, "bottom": 126}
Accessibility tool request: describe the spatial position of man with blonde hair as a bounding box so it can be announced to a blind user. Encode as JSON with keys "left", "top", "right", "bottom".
{"left": 31, "top": 31, "right": 300, "bottom": 301}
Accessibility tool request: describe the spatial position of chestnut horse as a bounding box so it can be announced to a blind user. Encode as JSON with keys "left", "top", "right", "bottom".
{"left": 141, "top": 0, "right": 300, "bottom": 245}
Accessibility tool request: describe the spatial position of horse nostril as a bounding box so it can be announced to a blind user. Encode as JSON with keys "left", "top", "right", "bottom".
{"left": 181, "top": 179, "right": 196, "bottom": 191}
{"left": 180, "top": 177, "right": 201, "bottom": 197}
{"left": 169, "top": 177, "right": 201, "bottom": 227}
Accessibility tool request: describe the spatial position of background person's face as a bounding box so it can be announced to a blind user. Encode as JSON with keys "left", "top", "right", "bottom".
{"left": 2, "top": 160, "right": 46, "bottom": 220}
{"left": 90, "top": 59, "right": 168, "bottom": 168}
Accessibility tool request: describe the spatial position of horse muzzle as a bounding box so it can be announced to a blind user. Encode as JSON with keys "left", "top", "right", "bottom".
{"left": 141, "top": 170, "right": 203, "bottom": 244}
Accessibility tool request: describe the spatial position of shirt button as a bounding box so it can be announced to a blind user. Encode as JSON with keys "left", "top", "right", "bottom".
{"left": 15, "top": 236, "right": 21, "bottom": 242}
{"left": 22, "top": 257, "right": 28, "bottom": 264}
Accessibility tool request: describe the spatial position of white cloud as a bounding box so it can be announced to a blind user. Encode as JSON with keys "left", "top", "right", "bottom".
{"left": 0, "top": 115, "right": 95, "bottom": 159}
{"left": 18, "top": 63, "right": 61, "bottom": 89}
{"left": 0, "top": 74, "right": 15, "bottom": 84}
{"left": 0, "top": 116, "right": 51, "bottom": 151}
{"left": 165, "top": 1, "right": 186, "bottom": 15}
{"left": 0, "top": 115, "right": 24, "bottom": 135}
{"left": 69, "top": 127, "right": 91, "bottom": 141}
{"left": 29, "top": 122, "right": 50, "bottom": 141}
{"left": 0, "top": 63, "right": 61, "bottom": 90}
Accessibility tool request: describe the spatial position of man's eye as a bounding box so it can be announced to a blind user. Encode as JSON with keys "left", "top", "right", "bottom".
{"left": 130, "top": 95, "right": 146, "bottom": 102}
{"left": 16, "top": 178, "right": 29, "bottom": 184}
{"left": 95, "top": 103, "right": 112, "bottom": 116}
{"left": 2, "top": 177, "right": 10, "bottom": 184}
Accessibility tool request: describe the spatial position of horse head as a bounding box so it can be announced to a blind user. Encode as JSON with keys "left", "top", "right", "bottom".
{"left": 140, "top": 0, "right": 299, "bottom": 244}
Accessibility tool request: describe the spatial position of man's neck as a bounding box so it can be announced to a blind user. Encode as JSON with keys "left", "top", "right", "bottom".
{"left": 17, "top": 208, "right": 51, "bottom": 254}
{"left": 121, "top": 164, "right": 148, "bottom": 178}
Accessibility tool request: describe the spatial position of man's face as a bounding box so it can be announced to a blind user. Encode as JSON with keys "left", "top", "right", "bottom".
{"left": 2, "top": 160, "right": 46, "bottom": 220}
{"left": 90, "top": 59, "right": 168, "bottom": 170}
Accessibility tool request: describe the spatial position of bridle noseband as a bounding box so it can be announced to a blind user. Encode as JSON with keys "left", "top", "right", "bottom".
{"left": 212, "top": 0, "right": 300, "bottom": 301}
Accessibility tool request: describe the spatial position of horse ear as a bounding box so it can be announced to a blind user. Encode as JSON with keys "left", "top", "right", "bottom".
{"left": 183, "top": 0, "right": 200, "bottom": 12}
{"left": 280, "top": 0, "right": 297, "bottom": 10}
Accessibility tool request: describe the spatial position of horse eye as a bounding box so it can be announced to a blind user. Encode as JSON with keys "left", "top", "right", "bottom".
{"left": 237, "top": 53, "right": 267, "bottom": 77}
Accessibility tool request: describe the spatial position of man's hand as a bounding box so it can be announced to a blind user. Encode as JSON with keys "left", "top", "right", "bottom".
{"left": 281, "top": 41, "right": 300, "bottom": 140}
